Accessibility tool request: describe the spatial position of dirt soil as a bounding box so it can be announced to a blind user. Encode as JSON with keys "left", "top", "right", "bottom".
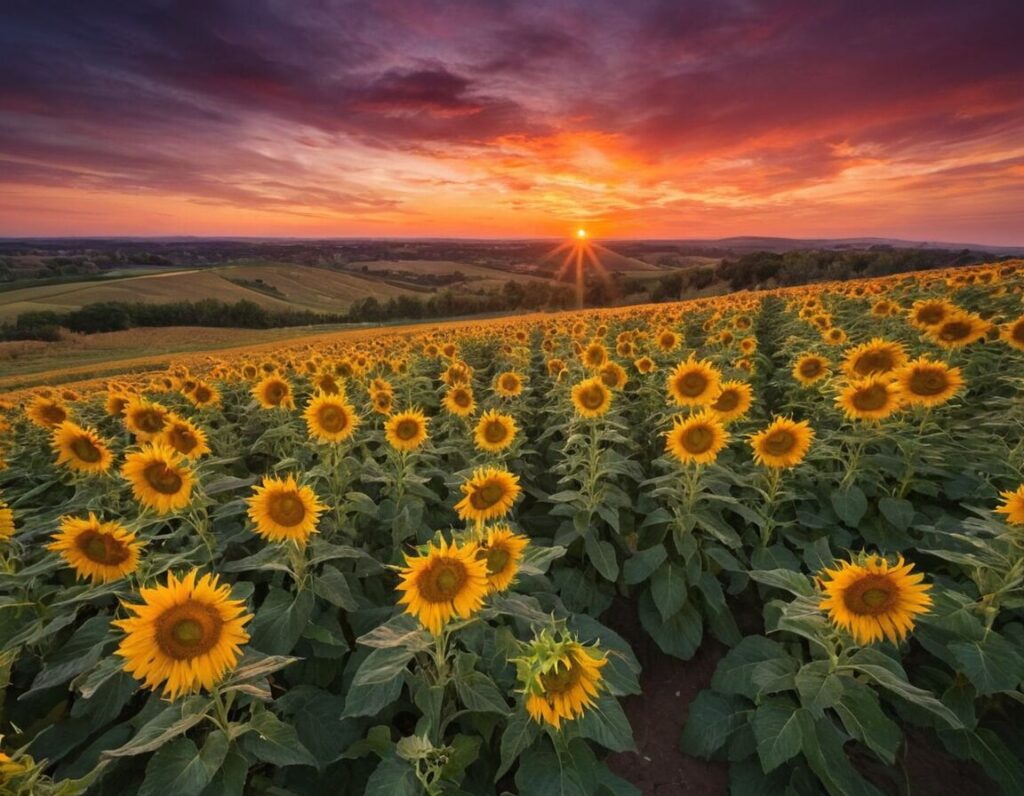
{"left": 603, "top": 601, "right": 729, "bottom": 795}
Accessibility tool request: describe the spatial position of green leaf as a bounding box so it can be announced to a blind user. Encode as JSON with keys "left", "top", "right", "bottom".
{"left": 496, "top": 708, "right": 538, "bottom": 780}
{"left": 831, "top": 486, "right": 867, "bottom": 527}
{"left": 313, "top": 567, "right": 358, "bottom": 610}
{"left": 622, "top": 544, "right": 667, "bottom": 585}
{"left": 354, "top": 646, "right": 416, "bottom": 687}
{"left": 455, "top": 670, "right": 509, "bottom": 715}
{"left": 749, "top": 569, "right": 814, "bottom": 597}
{"left": 711, "top": 636, "right": 789, "bottom": 700}
{"left": 843, "top": 651, "right": 962, "bottom": 728}
{"left": 794, "top": 661, "right": 843, "bottom": 717}
{"left": 520, "top": 544, "right": 567, "bottom": 576}
{"left": 243, "top": 710, "right": 317, "bottom": 767}
{"left": 139, "top": 732, "right": 229, "bottom": 796}
{"left": 249, "top": 586, "right": 314, "bottom": 655}
{"left": 650, "top": 560, "right": 688, "bottom": 621}
{"left": 834, "top": 680, "right": 901, "bottom": 765}
{"left": 364, "top": 753, "right": 419, "bottom": 796}
{"left": 950, "top": 634, "right": 1024, "bottom": 695}
{"left": 584, "top": 534, "right": 619, "bottom": 582}
{"left": 574, "top": 694, "right": 635, "bottom": 753}
{"left": 680, "top": 691, "right": 748, "bottom": 758}
{"left": 103, "top": 696, "right": 210, "bottom": 758}
{"left": 358, "top": 613, "right": 431, "bottom": 652}
{"left": 30, "top": 615, "right": 112, "bottom": 692}
{"left": 940, "top": 728, "right": 1024, "bottom": 794}
{"left": 798, "top": 712, "right": 884, "bottom": 796}
{"left": 638, "top": 589, "right": 702, "bottom": 660}
{"left": 200, "top": 746, "right": 248, "bottom": 796}
{"left": 343, "top": 670, "right": 404, "bottom": 718}
{"left": 515, "top": 736, "right": 599, "bottom": 796}
{"left": 752, "top": 699, "right": 804, "bottom": 772}
{"left": 878, "top": 497, "right": 914, "bottom": 530}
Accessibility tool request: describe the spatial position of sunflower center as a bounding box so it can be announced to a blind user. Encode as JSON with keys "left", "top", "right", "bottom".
{"left": 843, "top": 574, "right": 897, "bottom": 615}
{"left": 712, "top": 389, "right": 739, "bottom": 412}
{"left": 70, "top": 436, "right": 102, "bottom": 463}
{"left": 676, "top": 371, "right": 708, "bottom": 397}
{"left": 540, "top": 657, "right": 583, "bottom": 695}
{"left": 502, "top": 376, "right": 518, "bottom": 391}
{"left": 852, "top": 384, "right": 890, "bottom": 411}
{"left": 170, "top": 427, "right": 198, "bottom": 454}
{"left": 763, "top": 430, "right": 795, "bottom": 455}
{"left": 909, "top": 368, "right": 948, "bottom": 396}
{"left": 578, "top": 385, "right": 606, "bottom": 410}
{"left": 194, "top": 386, "right": 212, "bottom": 403}
{"left": 454, "top": 390, "right": 471, "bottom": 408}
{"left": 799, "top": 359, "right": 823, "bottom": 377}
{"left": 395, "top": 419, "right": 420, "bottom": 440}
{"left": 135, "top": 410, "right": 165, "bottom": 434}
{"left": 484, "top": 420, "right": 509, "bottom": 444}
{"left": 268, "top": 492, "right": 306, "bottom": 526}
{"left": 265, "top": 383, "right": 286, "bottom": 404}
{"left": 854, "top": 351, "right": 894, "bottom": 376}
{"left": 318, "top": 405, "right": 348, "bottom": 433}
{"left": 144, "top": 463, "right": 184, "bottom": 495}
{"left": 42, "top": 405, "right": 68, "bottom": 425}
{"left": 660, "top": 334, "right": 675, "bottom": 347}
{"left": 1012, "top": 322, "right": 1024, "bottom": 344}
{"left": 682, "top": 425, "right": 715, "bottom": 454}
{"left": 940, "top": 321, "right": 971, "bottom": 341}
{"left": 77, "top": 530, "right": 130, "bottom": 565}
{"left": 470, "top": 481, "right": 505, "bottom": 509}
{"left": 155, "top": 601, "right": 223, "bottom": 659}
{"left": 485, "top": 546, "right": 510, "bottom": 574}
{"left": 917, "top": 305, "right": 944, "bottom": 325}
{"left": 418, "top": 558, "right": 468, "bottom": 602}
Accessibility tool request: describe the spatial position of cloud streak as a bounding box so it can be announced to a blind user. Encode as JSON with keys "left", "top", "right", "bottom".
{"left": 0, "top": 0, "right": 1022, "bottom": 242}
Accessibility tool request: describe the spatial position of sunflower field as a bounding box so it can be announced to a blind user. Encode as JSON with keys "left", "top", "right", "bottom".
{"left": 2, "top": 261, "right": 1024, "bottom": 795}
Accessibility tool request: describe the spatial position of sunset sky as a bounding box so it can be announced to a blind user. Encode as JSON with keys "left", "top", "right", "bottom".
{"left": 1, "top": 0, "right": 1022, "bottom": 243}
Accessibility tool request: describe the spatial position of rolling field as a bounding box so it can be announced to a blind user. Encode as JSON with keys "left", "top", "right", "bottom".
{"left": 0, "top": 263, "right": 421, "bottom": 321}
{"left": 3, "top": 262, "right": 1024, "bottom": 795}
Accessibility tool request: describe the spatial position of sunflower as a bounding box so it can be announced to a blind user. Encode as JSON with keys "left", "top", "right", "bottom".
{"left": 927, "top": 312, "right": 990, "bottom": 348}
{"left": 26, "top": 395, "right": 69, "bottom": 429}
{"left": 571, "top": 378, "right": 612, "bottom": 418}
{"left": 159, "top": 415, "right": 211, "bottom": 458}
{"left": 114, "top": 569, "right": 252, "bottom": 700}
{"left": 48, "top": 513, "right": 142, "bottom": 583}
{"left": 824, "top": 327, "right": 848, "bottom": 345}
{"left": 396, "top": 536, "right": 489, "bottom": 634}
{"left": 385, "top": 409, "right": 430, "bottom": 451}
{"left": 106, "top": 391, "right": 131, "bottom": 417}
{"left": 519, "top": 631, "right": 607, "bottom": 729}
{"left": 253, "top": 375, "right": 295, "bottom": 409}
{"left": 443, "top": 385, "right": 476, "bottom": 417}
{"left": 599, "top": 361, "right": 628, "bottom": 391}
{"left": 634, "top": 356, "right": 656, "bottom": 374}
{"left": 581, "top": 342, "right": 608, "bottom": 369}
{"left": 818, "top": 555, "right": 932, "bottom": 645}
{"left": 750, "top": 417, "right": 814, "bottom": 469}
{"left": 124, "top": 398, "right": 170, "bottom": 441}
{"left": 792, "top": 354, "right": 830, "bottom": 386}
{"left": 304, "top": 393, "right": 359, "bottom": 444}
{"left": 1001, "top": 316, "right": 1024, "bottom": 351}
{"left": 666, "top": 356, "right": 722, "bottom": 406}
{"left": 371, "top": 389, "right": 394, "bottom": 415}
{"left": 188, "top": 382, "right": 220, "bottom": 408}
{"left": 665, "top": 410, "right": 729, "bottom": 465}
{"left": 475, "top": 525, "right": 529, "bottom": 592}
{"left": 314, "top": 372, "right": 345, "bottom": 395}
{"left": 455, "top": 467, "right": 521, "bottom": 524}
{"left": 0, "top": 500, "right": 13, "bottom": 540}
{"left": 495, "top": 371, "right": 525, "bottom": 397}
{"left": 474, "top": 409, "right": 518, "bottom": 453}
{"left": 908, "top": 298, "right": 953, "bottom": 330}
{"left": 709, "top": 380, "right": 752, "bottom": 423}
{"left": 893, "top": 357, "right": 964, "bottom": 407}
{"left": 656, "top": 329, "right": 680, "bottom": 352}
{"left": 121, "top": 443, "right": 194, "bottom": 515}
{"left": 52, "top": 421, "right": 114, "bottom": 475}
{"left": 995, "top": 485, "right": 1024, "bottom": 525}
{"left": 842, "top": 338, "right": 907, "bottom": 378}
{"left": 836, "top": 376, "right": 902, "bottom": 421}
{"left": 247, "top": 474, "right": 326, "bottom": 545}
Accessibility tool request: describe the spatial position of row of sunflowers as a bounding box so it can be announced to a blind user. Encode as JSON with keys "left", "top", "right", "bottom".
{"left": 1, "top": 259, "right": 1023, "bottom": 794}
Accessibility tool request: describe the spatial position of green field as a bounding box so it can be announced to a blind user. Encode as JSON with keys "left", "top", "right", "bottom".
{"left": 0, "top": 262, "right": 421, "bottom": 321}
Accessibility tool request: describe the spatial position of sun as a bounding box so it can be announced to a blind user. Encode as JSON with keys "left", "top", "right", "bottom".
{"left": 576, "top": 228, "right": 587, "bottom": 239}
